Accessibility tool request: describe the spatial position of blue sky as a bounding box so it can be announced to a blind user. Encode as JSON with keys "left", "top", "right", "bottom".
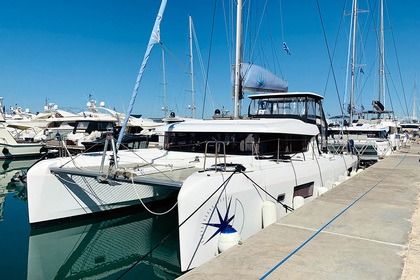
{"left": 0, "top": 0, "right": 418, "bottom": 119}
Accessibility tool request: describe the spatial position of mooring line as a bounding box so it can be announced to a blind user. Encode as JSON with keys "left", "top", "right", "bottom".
{"left": 260, "top": 152, "right": 408, "bottom": 279}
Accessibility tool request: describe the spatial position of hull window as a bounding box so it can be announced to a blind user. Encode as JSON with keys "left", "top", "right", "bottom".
{"left": 293, "top": 182, "right": 314, "bottom": 198}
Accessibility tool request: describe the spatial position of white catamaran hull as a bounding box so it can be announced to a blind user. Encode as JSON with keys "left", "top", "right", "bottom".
{"left": 27, "top": 144, "right": 358, "bottom": 270}
{"left": 177, "top": 150, "right": 358, "bottom": 271}
{"left": 27, "top": 149, "right": 196, "bottom": 226}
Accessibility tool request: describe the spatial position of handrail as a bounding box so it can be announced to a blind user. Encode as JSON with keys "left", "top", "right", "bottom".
{"left": 203, "top": 141, "right": 227, "bottom": 171}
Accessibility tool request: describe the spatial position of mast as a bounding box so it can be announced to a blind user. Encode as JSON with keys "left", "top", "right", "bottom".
{"left": 161, "top": 49, "right": 168, "bottom": 117}
{"left": 189, "top": 16, "right": 195, "bottom": 118}
{"left": 349, "top": 0, "right": 358, "bottom": 124}
{"left": 233, "top": 0, "right": 243, "bottom": 119}
{"left": 379, "top": 0, "right": 385, "bottom": 108}
{"left": 343, "top": 3, "right": 355, "bottom": 115}
{"left": 414, "top": 75, "right": 417, "bottom": 119}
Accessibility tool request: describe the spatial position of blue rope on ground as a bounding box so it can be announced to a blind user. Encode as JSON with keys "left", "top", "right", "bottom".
{"left": 260, "top": 152, "right": 407, "bottom": 279}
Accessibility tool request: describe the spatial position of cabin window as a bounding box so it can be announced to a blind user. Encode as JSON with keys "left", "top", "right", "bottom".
{"left": 164, "top": 132, "right": 311, "bottom": 155}
{"left": 293, "top": 182, "right": 314, "bottom": 198}
{"left": 49, "top": 121, "right": 62, "bottom": 128}
{"left": 307, "top": 99, "right": 316, "bottom": 122}
{"left": 73, "top": 121, "right": 115, "bottom": 134}
{"left": 251, "top": 97, "right": 307, "bottom": 117}
{"left": 76, "top": 121, "right": 89, "bottom": 131}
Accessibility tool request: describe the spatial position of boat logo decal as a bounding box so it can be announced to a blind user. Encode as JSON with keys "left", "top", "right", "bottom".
{"left": 202, "top": 197, "right": 235, "bottom": 244}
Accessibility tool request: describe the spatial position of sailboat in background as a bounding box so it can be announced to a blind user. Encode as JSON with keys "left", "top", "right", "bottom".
{"left": 357, "top": 0, "right": 401, "bottom": 151}
{"left": 26, "top": 0, "right": 359, "bottom": 272}
{"left": 327, "top": 0, "right": 394, "bottom": 163}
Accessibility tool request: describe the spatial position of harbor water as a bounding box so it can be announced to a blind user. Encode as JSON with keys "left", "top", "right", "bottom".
{"left": 0, "top": 159, "right": 183, "bottom": 280}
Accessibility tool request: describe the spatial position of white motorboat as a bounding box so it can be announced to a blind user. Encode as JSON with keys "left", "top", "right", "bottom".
{"left": 43, "top": 99, "right": 161, "bottom": 154}
{"left": 0, "top": 122, "right": 46, "bottom": 159}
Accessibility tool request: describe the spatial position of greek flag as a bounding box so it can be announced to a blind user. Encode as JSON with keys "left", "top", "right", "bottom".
{"left": 283, "top": 42, "right": 291, "bottom": 55}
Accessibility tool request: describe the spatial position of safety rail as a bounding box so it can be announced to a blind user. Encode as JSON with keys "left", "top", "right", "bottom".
{"left": 203, "top": 140, "right": 227, "bottom": 171}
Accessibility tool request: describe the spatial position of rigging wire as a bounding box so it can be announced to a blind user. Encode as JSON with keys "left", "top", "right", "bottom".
{"left": 191, "top": 19, "right": 218, "bottom": 114}
{"left": 366, "top": 0, "right": 383, "bottom": 105}
{"left": 352, "top": 1, "right": 371, "bottom": 110}
{"left": 384, "top": 72, "right": 395, "bottom": 112}
{"left": 222, "top": 0, "right": 233, "bottom": 64}
{"left": 322, "top": 0, "right": 347, "bottom": 97}
{"left": 116, "top": 169, "right": 238, "bottom": 279}
{"left": 384, "top": 0, "right": 409, "bottom": 116}
{"left": 201, "top": 0, "right": 217, "bottom": 119}
{"left": 386, "top": 71, "right": 406, "bottom": 115}
{"left": 248, "top": 0, "right": 268, "bottom": 62}
{"left": 365, "top": 0, "right": 406, "bottom": 115}
{"left": 315, "top": 0, "right": 344, "bottom": 117}
{"left": 279, "top": 0, "right": 285, "bottom": 42}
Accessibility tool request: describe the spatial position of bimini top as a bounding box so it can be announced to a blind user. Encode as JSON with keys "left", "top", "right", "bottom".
{"left": 246, "top": 91, "right": 325, "bottom": 123}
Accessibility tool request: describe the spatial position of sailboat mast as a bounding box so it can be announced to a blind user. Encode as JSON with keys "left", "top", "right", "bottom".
{"left": 233, "top": 0, "right": 243, "bottom": 119}
{"left": 350, "top": 0, "right": 358, "bottom": 124}
{"left": 343, "top": 4, "right": 355, "bottom": 114}
{"left": 189, "top": 16, "right": 195, "bottom": 119}
{"left": 379, "top": 0, "right": 385, "bottom": 108}
{"left": 162, "top": 49, "right": 168, "bottom": 117}
{"left": 414, "top": 75, "right": 417, "bottom": 119}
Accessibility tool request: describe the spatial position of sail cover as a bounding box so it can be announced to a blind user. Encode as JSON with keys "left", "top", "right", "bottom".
{"left": 117, "top": 0, "right": 167, "bottom": 148}
{"left": 239, "top": 63, "right": 288, "bottom": 93}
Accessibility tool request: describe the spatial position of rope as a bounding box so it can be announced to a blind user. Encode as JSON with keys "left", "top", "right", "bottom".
{"left": 259, "top": 151, "right": 408, "bottom": 279}
{"left": 130, "top": 175, "right": 178, "bottom": 216}
{"left": 116, "top": 168, "right": 239, "bottom": 279}
{"left": 239, "top": 172, "right": 293, "bottom": 212}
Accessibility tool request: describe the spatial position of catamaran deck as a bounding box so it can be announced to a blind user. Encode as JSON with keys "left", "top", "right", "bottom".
{"left": 51, "top": 163, "right": 201, "bottom": 188}
{"left": 178, "top": 141, "right": 420, "bottom": 279}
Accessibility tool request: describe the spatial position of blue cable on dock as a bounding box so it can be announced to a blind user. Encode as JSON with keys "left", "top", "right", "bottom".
{"left": 260, "top": 152, "right": 407, "bottom": 279}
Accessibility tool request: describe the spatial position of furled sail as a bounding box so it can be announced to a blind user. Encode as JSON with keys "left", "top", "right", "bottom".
{"left": 240, "top": 63, "right": 288, "bottom": 93}
{"left": 116, "top": 0, "right": 167, "bottom": 148}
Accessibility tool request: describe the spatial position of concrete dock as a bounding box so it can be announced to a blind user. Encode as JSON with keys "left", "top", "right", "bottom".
{"left": 178, "top": 143, "right": 420, "bottom": 279}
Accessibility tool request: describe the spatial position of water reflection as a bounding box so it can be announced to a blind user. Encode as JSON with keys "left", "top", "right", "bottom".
{"left": 0, "top": 158, "right": 37, "bottom": 221}
{"left": 28, "top": 207, "right": 182, "bottom": 279}
{"left": 0, "top": 158, "right": 182, "bottom": 279}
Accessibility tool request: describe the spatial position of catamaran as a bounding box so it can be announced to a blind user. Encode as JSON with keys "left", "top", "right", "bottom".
{"left": 26, "top": 0, "right": 359, "bottom": 272}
